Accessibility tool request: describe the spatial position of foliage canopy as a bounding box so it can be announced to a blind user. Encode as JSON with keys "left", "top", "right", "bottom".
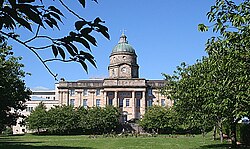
{"left": 0, "top": 0, "right": 109, "bottom": 78}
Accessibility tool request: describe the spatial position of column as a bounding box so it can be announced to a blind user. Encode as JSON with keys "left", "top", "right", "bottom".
{"left": 141, "top": 91, "right": 146, "bottom": 116}
{"left": 114, "top": 91, "right": 118, "bottom": 107}
{"left": 62, "top": 91, "right": 68, "bottom": 105}
{"left": 58, "top": 91, "right": 61, "bottom": 105}
{"left": 78, "top": 91, "right": 82, "bottom": 107}
{"left": 103, "top": 91, "right": 107, "bottom": 106}
{"left": 132, "top": 91, "right": 136, "bottom": 118}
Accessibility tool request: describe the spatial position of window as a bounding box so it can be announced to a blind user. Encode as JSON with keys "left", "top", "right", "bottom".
{"left": 148, "top": 88, "right": 152, "bottom": 95}
{"left": 69, "top": 89, "right": 75, "bottom": 96}
{"left": 27, "top": 107, "right": 33, "bottom": 112}
{"left": 96, "top": 89, "right": 100, "bottom": 96}
{"left": 96, "top": 99, "right": 100, "bottom": 107}
{"left": 70, "top": 99, "right": 75, "bottom": 106}
{"left": 126, "top": 99, "right": 130, "bottom": 107}
{"left": 148, "top": 99, "right": 153, "bottom": 107}
{"left": 161, "top": 99, "right": 166, "bottom": 106}
{"left": 108, "top": 92, "right": 113, "bottom": 96}
{"left": 83, "top": 89, "right": 88, "bottom": 96}
{"left": 108, "top": 98, "right": 113, "bottom": 105}
{"left": 136, "top": 99, "right": 140, "bottom": 108}
{"left": 83, "top": 99, "right": 87, "bottom": 108}
{"left": 136, "top": 91, "right": 141, "bottom": 96}
{"left": 119, "top": 99, "right": 123, "bottom": 107}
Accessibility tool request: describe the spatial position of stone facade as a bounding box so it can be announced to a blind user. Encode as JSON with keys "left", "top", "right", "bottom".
{"left": 12, "top": 33, "right": 171, "bottom": 134}
{"left": 57, "top": 33, "right": 171, "bottom": 122}
{"left": 12, "top": 87, "right": 59, "bottom": 135}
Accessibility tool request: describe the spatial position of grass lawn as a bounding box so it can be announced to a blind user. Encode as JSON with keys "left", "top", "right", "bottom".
{"left": 0, "top": 133, "right": 232, "bottom": 149}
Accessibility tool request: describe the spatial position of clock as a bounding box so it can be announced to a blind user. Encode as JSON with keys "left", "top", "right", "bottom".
{"left": 121, "top": 67, "right": 126, "bottom": 73}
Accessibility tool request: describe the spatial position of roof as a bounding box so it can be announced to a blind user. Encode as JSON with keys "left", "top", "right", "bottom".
{"left": 112, "top": 33, "right": 135, "bottom": 54}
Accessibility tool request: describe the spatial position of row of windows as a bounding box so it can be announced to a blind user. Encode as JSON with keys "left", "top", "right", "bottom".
{"left": 70, "top": 98, "right": 142, "bottom": 108}
{"left": 69, "top": 90, "right": 147, "bottom": 97}
{"left": 69, "top": 98, "right": 166, "bottom": 107}
{"left": 69, "top": 89, "right": 101, "bottom": 96}
{"left": 26, "top": 107, "right": 34, "bottom": 112}
{"left": 70, "top": 99, "right": 101, "bottom": 107}
{"left": 45, "top": 96, "right": 56, "bottom": 100}
{"left": 148, "top": 99, "right": 166, "bottom": 107}
{"left": 27, "top": 99, "right": 166, "bottom": 112}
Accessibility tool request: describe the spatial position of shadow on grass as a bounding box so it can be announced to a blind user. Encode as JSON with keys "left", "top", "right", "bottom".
{"left": 0, "top": 141, "right": 95, "bottom": 149}
{"left": 198, "top": 144, "right": 250, "bottom": 149}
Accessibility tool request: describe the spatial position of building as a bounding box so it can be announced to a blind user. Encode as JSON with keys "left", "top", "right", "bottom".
{"left": 57, "top": 33, "right": 172, "bottom": 122}
{"left": 12, "top": 86, "right": 59, "bottom": 134}
{"left": 12, "top": 33, "right": 171, "bottom": 134}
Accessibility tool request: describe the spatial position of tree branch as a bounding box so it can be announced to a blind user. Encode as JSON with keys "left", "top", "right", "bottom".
{"left": 59, "top": 0, "right": 85, "bottom": 21}
{"left": 30, "top": 44, "right": 53, "bottom": 50}
{"left": 43, "top": 58, "right": 74, "bottom": 63}
{"left": 0, "top": 31, "right": 58, "bottom": 80}
{"left": 24, "top": 25, "right": 41, "bottom": 43}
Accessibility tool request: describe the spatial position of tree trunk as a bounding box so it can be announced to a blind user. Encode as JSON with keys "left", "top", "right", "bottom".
{"left": 219, "top": 122, "right": 223, "bottom": 143}
{"left": 231, "top": 121, "right": 237, "bottom": 148}
{"left": 218, "top": 119, "right": 223, "bottom": 143}
{"left": 213, "top": 125, "right": 217, "bottom": 140}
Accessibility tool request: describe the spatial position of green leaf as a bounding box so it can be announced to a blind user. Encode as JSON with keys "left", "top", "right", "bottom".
{"left": 17, "top": 4, "right": 44, "bottom": 27}
{"left": 44, "top": 19, "right": 53, "bottom": 28}
{"left": 44, "top": 14, "right": 59, "bottom": 29}
{"left": 198, "top": 24, "right": 208, "bottom": 32}
{"left": 80, "top": 27, "right": 92, "bottom": 34}
{"left": 0, "top": 0, "right": 4, "bottom": 7}
{"left": 92, "top": 0, "right": 98, "bottom": 3}
{"left": 52, "top": 45, "right": 58, "bottom": 58}
{"left": 49, "top": 12, "right": 62, "bottom": 23}
{"left": 63, "top": 44, "right": 76, "bottom": 56}
{"left": 57, "top": 46, "right": 65, "bottom": 59}
{"left": 78, "top": 0, "right": 85, "bottom": 8}
{"left": 83, "top": 34, "right": 97, "bottom": 46}
{"left": 48, "top": 6, "right": 64, "bottom": 16}
{"left": 79, "top": 59, "right": 88, "bottom": 73}
{"left": 80, "top": 51, "right": 96, "bottom": 68}
{"left": 0, "top": 15, "right": 16, "bottom": 30}
{"left": 18, "top": 0, "right": 35, "bottom": 3}
{"left": 73, "top": 37, "right": 90, "bottom": 51}
{"left": 3, "top": 6, "right": 32, "bottom": 32}
{"left": 99, "top": 30, "right": 110, "bottom": 40}
{"left": 96, "top": 24, "right": 110, "bottom": 40}
{"left": 75, "top": 21, "right": 87, "bottom": 31}
{"left": 94, "top": 17, "right": 103, "bottom": 24}
{"left": 68, "top": 43, "right": 78, "bottom": 54}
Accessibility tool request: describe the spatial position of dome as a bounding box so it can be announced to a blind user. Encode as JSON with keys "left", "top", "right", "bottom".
{"left": 112, "top": 34, "right": 135, "bottom": 54}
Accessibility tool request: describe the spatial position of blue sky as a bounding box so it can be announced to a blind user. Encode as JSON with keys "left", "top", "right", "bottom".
{"left": 10, "top": 0, "right": 216, "bottom": 89}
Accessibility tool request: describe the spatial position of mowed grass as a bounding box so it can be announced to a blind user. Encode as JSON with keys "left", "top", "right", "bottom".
{"left": 0, "top": 133, "right": 231, "bottom": 149}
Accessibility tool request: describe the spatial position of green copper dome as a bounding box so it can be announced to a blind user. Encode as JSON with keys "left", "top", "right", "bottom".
{"left": 112, "top": 34, "right": 135, "bottom": 54}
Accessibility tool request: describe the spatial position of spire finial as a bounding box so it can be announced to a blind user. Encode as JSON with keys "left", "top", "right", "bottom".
{"left": 121, "top": 29, "right": 126, "bottom": 35}
{"left": 119, "top": 29, "right": 127, "bottom": 43}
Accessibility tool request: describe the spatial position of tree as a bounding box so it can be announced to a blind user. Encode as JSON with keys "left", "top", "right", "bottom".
{"left": 139, "top": 106, "right": 175, "bottom": 134}
{"left": 85, "top": 106, "right": 120, "bottom": 134}
{"left": 0, "top": 43, "right": 31, "bottom": 133}
{"left": 163, "top": 0, "right": 250, "bottom": 147}
{"left": 0, "top": 0, "right": 109, "bottom": 79}
{"left": 46, "top": 105, "right": 79, "bottom": 134}
{"left": 198, "top": 0, "right": 250, "bottom": 147}
{"left": 162, "top": 61, "right": 219, "bottom": 138}
{"left": 26, "top": 102, "right": 47, "bottom": 134}
{"left": 42, "top": 105, "right": 120, "bottom": 135}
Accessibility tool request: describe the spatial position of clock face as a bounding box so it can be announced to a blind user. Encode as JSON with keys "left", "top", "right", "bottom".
{"left": 121, "top": 67, "right": 126, "bottom": 73}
